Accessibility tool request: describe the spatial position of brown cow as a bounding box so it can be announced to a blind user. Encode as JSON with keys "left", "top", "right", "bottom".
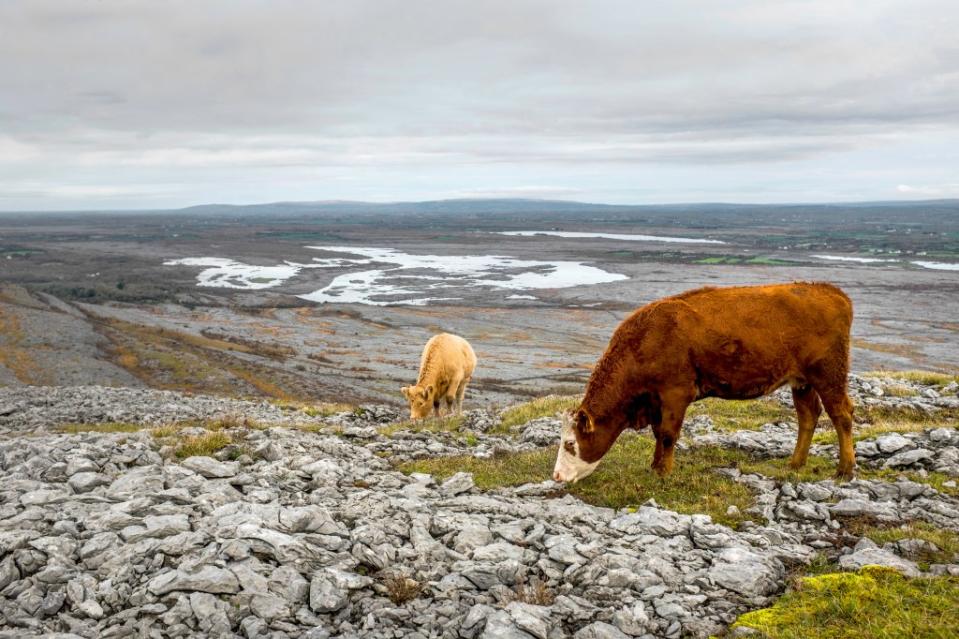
{"left": 553, "top": 282, "right": 854, "bottom": 483}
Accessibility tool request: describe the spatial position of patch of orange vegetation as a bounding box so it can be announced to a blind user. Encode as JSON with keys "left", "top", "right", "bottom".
{"left": 229, "top": 367, "right": 294, "bottom": 401}
{"left": 0, "top": 304, "right": 48, "bottom": 384}
{"left": 539, "top": 361, "right": 593, "bottom": 370}
{"left": 852, "top": 338, "right": 923, "bottom": 361}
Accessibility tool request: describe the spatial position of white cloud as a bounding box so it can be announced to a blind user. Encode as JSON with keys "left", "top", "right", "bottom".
{"left": 896, "top": 183, "right": 959, "bottom": 196}
{"left": 0, "top": 1, "right": 957, "bottom": 209}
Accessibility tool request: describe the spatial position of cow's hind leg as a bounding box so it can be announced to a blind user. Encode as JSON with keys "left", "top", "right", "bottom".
{"left": 812, "top": 377, "right": 855, "bottom": 479}
{"left": 789, "top": 384, "right": 822, "bottom": 470}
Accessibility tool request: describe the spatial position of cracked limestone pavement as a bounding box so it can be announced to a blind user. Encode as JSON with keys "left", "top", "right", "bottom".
{"left": 0, "top": 376, "right": 956, "bottom": 638}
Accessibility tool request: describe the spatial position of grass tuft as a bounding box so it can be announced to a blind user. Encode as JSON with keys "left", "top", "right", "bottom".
{"left": 382, "top": 575, "right": 423, "bottom": 605}
{"left": 173, "top": 431, "right": 232, "bottom": 459}
{"left": 732, "top": 567, "right": 959, "bottom": 639}
{"left": 507, "top": 577, "right": 556, "bottom": 606}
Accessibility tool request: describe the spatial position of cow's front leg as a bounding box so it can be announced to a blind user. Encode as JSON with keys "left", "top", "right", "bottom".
{"left": 651, "top": 424, "right": 666, "bottom": 474}
{"left": 650, "top": 390, "right": 691, "bottom": 477}
{"left": 651, "top": 425, "right": 682, "bottom": 477}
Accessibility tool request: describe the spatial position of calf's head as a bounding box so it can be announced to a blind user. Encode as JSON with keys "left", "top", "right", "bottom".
{"left": 401, "top": 384, "right": 434, "bottom": 419}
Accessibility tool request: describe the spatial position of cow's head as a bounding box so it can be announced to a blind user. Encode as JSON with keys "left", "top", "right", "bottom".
{"left": 553, "top": 394, "right": 660, "bottom": 483}
{"left": 401, "top": 384, "right": 434, "bottom": 420}
{"left": 552, "top": 409, "right": 608, "bottom": 483}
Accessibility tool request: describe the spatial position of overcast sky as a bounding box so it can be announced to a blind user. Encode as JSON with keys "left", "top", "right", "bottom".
{"left": 2, "top": 0, "right": 958, "bottom": 210}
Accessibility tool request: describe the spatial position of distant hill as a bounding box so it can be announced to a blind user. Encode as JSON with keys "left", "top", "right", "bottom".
{"left": 168, "top": 197, "right": 959, "bottom": 232}
{"left": 4, "top": 198, "right": 958, "bottom": 232}
{"left": 176, "top": 197, "right": 959, "bottom": 217}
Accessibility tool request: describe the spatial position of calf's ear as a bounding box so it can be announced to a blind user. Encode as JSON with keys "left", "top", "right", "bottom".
{"left": 401, "top": 386, "right": 410, "bottom": 399}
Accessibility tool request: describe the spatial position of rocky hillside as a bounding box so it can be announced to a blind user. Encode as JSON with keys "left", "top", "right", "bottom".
{"left": 0, "top": 376, "right": 957, "bottom": 638}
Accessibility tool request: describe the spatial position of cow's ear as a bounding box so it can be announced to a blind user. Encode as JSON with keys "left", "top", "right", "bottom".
{"left": 426, "top": 384, "right": 434, "bottom": 396}
{"left": 401, "top": 386, "right": 410, "bottom": 399}
{"left": 576, "top": 409, "right": 594, "bottom": 433}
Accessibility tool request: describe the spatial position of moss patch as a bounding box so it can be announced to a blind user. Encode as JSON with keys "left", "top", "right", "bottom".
{"left": 402, "top": 433, "right": 757, "bottom": 527}
{"left": 732, "top": 566, "right": 959, "bottom": 639}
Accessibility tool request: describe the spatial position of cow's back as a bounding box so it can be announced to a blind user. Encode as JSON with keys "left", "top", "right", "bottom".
{"left": 604, "top": 282, "right": 852, "bottom": 400}
{"left": 678, "top": 282, "right": 851, "bottom": 354}
{"left": 675, "top": 282, "right": 852, "bottom": 395}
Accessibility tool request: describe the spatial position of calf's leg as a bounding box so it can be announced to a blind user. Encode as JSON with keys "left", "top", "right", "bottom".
{"left": 454, "top": 376, "right": 470, "bottom": 414}
{"left": 789, "top": 385, "right": 822, "bottom": 469}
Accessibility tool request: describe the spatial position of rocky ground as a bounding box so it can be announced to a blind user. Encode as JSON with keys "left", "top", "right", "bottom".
{"left": 0, "top": 377, "right": 957, "bottom": 638}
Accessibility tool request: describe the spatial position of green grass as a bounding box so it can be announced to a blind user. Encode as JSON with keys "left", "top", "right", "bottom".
{"left": 731, "top": 566, "right": 959, "bottom": 639}
{"left": 738, "top": 454, "right": 840, "bottom": 484}
{"left": 813, "top": 420, "right": 955, "bottom": 446}
{"left": 497, "top": 395, "right": 581, "bottom": 432}
{"left": 745, "top": 256, "right": 793, "bottom": 265}
{"left": 270, "top": 399, "right": 354, "bottom": 417}
{"left": 740, "top": 454, "right": 959, "bottom": 497}
{"left": 687, "top": 397, "right": 792, "bottom": 432}
{"left": 59, "top": 422, "right": 145, "bottom": 434}
{"left": 856, "top": 403, "right": 959, "bottom": 425}
{"left": 380, "top": 414, "right": 465, "bottom": 436}
{"left": 402, "top": 433, "right": 757, "bottom": 527}
{"left": 150, "top": 424, "right": 181, "bottom": 439}
{"left": 865, "top": 370, "right": 959, "bottom": 387}
{"left": 853, "top": 522, "right": 959, "bottom": 569}
{"left": 696, "top": 256, "right": 742, "bottom": 264}
{"left": 881, "top": 383, "right": 920, "bottom": 398}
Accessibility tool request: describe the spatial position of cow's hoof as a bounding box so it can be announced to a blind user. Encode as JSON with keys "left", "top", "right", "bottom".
{"left": 651, "top": 465, "right": 670, "bottom": 479}
{"left": 834, "top": 469, "right": 855, "bottom": 481}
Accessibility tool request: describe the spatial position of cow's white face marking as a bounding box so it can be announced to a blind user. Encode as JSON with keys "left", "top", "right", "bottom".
{"left": 552, "top": 421, "right": 600, "bottom": 483}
